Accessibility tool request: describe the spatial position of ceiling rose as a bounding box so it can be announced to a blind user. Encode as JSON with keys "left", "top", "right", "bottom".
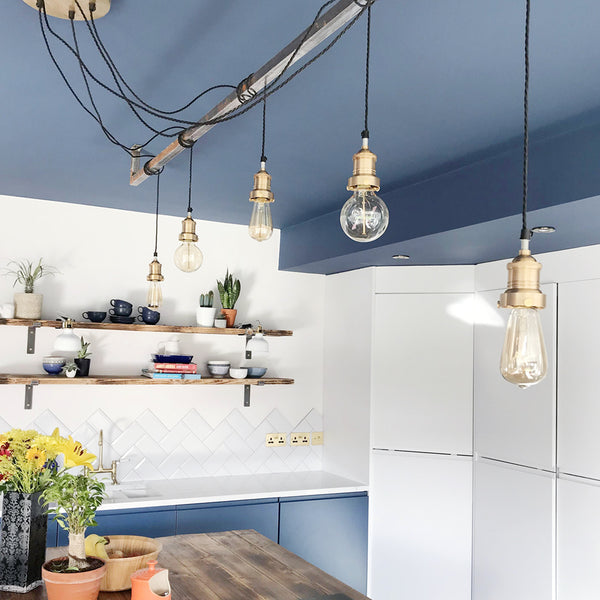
{"left": 21, "top": 0, "right": 110, "bottom": 21}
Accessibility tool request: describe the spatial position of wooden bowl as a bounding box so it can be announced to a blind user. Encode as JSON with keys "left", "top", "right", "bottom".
{"left": 99, "top": 535, "right": 162, "bottom": 592}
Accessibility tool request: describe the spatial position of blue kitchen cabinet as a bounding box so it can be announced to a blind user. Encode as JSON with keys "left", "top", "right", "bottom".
{"left": 279, "top": 492, "right": 369, "bottom": 594}
{"left": 57, "top": 505, "right": 176, "bottom": 545}
{"left": 176, "top": 498, "right": 279, "bottom": 542}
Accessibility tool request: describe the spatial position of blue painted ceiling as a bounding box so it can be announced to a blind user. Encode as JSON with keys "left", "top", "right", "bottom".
{"left": 2, "top": 0, "right": 600, "bottom": 273}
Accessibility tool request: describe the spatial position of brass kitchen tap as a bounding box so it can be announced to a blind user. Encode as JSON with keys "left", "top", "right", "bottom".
{"left": 85, "top": 429, "right": 119, "bottom": 485}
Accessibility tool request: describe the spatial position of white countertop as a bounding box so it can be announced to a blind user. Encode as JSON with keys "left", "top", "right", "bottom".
{"left": 98, "top": 470, "right": 368, "bottom": 511}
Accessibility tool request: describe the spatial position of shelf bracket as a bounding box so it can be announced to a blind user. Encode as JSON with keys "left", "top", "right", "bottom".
{"left": 27, "top": 322, "right": 42, "bottom": 354}
{"left": 245, "top": 333, "right": 252, "bottom": 360}
{"left": 244, "top": 384, "right": 251, "bottom": 407}
{"left": 24, "top": 380, "right": 39, "bottom": 410}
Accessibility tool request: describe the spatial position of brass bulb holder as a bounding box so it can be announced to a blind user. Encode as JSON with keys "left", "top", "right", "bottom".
{"left": 146, "top": 257, "right": 164, "bottom": 282}
{"left": 498, "top": 242, "right": 546, "bottom": 309}
{"left": 347, "top": 138, "right": 380, "bottom": 192}
{"left": 23, "top": 0, "right": 111, "bottom": 20}
{"left": 178, "top": 212, "right": 198, "bottom": 242}
{"left": 249, "top": 162, "right": 274, "bottom": 204}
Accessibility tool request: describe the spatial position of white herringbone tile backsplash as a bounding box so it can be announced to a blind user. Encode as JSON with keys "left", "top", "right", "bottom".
{"left": 1, "top": 408, "right": 323, "bottom": 481}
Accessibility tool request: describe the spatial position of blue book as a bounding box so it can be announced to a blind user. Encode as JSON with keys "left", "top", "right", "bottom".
{"left": 183, "top": 374, "right": 202, "bottom": 380}
{"left": 141, "top": 372, "right": 182, "bottom": 379}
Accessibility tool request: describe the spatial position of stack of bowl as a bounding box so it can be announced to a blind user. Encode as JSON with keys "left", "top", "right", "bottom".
{"left": 207, "top": 361, "right": 230, "bottom": 378}
{"left": 42, "top": 356, "right": 66, "bottom": 375}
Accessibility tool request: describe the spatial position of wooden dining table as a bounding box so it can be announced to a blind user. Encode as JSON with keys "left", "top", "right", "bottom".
{"left": 0, "top": 530, "right": 370, "bottom": 600}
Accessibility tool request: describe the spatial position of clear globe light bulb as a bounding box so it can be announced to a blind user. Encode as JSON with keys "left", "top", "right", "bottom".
{"left": 340, "top": 189, "right": 389, "bottom": 242}
{"left": 174, "top": 241, "right": 203, "bottom": 272}
{"left": 147, "top": 281, "right": 163, "bottom": 309}
{"left": 249, "top": 201, "right": 273, "bottom": 242}
{"left": 500, "top": 307, "right": 547, "bottom": 388}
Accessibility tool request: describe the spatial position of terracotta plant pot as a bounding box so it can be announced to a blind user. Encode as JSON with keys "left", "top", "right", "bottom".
{"left": 42, "top": 558, "right": 106, "bottom": 600}
{"left": 14, "top": 293, "right": 43, "bottom": 319}
{"left": 220, "top": 308, "right": 237, "bottom": 328}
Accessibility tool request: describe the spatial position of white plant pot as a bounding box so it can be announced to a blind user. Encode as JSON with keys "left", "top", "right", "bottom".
{"left": 65, "top": 370, "right": 77, "bottom": 378}
{"left": 196, "top": 306, "right": 217, "bottom": 327}
{"left": 14, "top": 293, "right": 43, "bottom": 319}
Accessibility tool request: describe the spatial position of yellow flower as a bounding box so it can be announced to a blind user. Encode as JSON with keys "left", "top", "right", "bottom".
{"left": 25, "top": 447, "right": 46, "bottom": 468}
{"left": 59, "top": 436, "right": 96, "bottom": 469}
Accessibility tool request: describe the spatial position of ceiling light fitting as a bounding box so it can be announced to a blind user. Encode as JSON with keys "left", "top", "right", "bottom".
{"left": 24, "top": 0, "right": 110, "bottom": 20}
{"left": 174, "top": 145, "right": 203, "bottom": 272}
{"left": 147, "top": 172, "right": 164, "bottom": 309}
{"left": 392, "top": 254, "right": 410, "bottom": 260}
{"left": 498, "top": 0, "right": 547, "bottom": 389}
{"left": 531, "top": 225, "right": 556, "bottom": 234}
{"left": 340, "top": 4, "right": 389, "bottom": 243}
{"left": 249, "top": 88, "right": 274, "bottom": 242}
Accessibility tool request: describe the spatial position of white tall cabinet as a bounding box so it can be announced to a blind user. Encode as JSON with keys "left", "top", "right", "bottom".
{"left": 368, "top": 269, "right": 474, "bottom": 600}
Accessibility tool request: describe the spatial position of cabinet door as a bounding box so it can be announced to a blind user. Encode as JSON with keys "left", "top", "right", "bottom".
{"left": 176, "top": 498, "right": 278, "bottom": 542}
{"left": 558, "top": 279, "right": 600, "bottom": 479}
{"left": 473, "top": 285, "right": 556, "bottom": 470}
{"left": 472, "top": 459, "right": 555, "bottom": 600}
{"left": 279, "top": 492, "right": 368, "bottom": 594}
{"left": 369, "top": 451, "right": 472, "bottom": 600}
{"left": 557, "top": 476, "right": 600, "bottom": 599}
{"left": 57, "top": 506, "right": 176, "bottom": 545}
{"left": 372, "top": 293, "right": 473, "bottom": 454}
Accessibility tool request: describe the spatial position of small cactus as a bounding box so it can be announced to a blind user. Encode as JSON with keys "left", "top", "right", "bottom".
{"left": 199, "top": 290, "right": 214, "bottom": 308}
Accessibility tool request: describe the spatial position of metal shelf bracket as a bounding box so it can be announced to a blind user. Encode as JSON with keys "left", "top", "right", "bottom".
{"left": 27, "top": 322, "right": 42, "bottom": 354}
{"left": 24, "top": 380, "right": 39, "bottom": 410}
{"left": 243, "top": 380, "right": 265, "bottom": 407}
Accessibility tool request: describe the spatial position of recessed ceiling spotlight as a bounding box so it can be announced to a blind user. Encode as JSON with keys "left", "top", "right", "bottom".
{"left": 392, "top": 254, "right": 410, "bottom": 260}
{"left": 531, "top": 226, "right": 556, "bottom": 233}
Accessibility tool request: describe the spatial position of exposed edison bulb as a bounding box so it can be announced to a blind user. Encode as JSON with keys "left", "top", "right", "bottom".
{"left": 174, "top": 242, "right": 203, "bottom": 272}
{"left": 340, "top": 189, "right": 389, "bottom": 242}
{"left": 147, "top": 281, "right": 163, "bottom": 309}
{"left": 249, "top": 201, "right": 273, "bottom": 241}
{"left": 500, "top": 307, "right": 547, "bottom": 388}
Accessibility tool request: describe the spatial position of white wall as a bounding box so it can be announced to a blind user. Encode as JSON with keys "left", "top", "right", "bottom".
{"left": 0, "top": 194, "right": 326, "bottom": 480}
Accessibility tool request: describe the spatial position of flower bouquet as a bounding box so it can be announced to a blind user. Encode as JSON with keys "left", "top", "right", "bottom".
{"left": 0, "top": 428, "right": 97, "bottom": 593}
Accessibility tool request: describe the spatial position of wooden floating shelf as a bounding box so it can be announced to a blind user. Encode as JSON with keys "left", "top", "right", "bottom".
{"left": 0, "top": 318, "right": 293, "bottom": 336}
{"left": 0, "top": 375, "right": 294, "bottom": 386}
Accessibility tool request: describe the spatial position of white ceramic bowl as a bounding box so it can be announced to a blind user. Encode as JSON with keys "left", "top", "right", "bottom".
{"left": 42, "top": 356, "right": 66, "bottom": 364}
{"left": 207, "top": 363, "right": 230, "bottom": 378}
{"left": 229, "top": 368, "right": 248, "bottom": 379}
{"left": 207, "top": 360, "right": 230, "bottom": 365}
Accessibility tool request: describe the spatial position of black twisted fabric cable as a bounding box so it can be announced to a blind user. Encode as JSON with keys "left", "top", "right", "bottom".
{"left": 187, "top": 145, "right": 194, "bottom": 213}
{"left": 521, "top": 0, "right": 531, "bottom": 241}
{"left": 261, "top": 84, "right": 267, "bottom": 163}
{"left": 362, "top": 4, "right": 371, "bottom": 139}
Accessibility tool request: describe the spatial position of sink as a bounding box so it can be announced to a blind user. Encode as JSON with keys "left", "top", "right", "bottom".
{"left": 104, "top": 483, "right": 151, "bottom": 500}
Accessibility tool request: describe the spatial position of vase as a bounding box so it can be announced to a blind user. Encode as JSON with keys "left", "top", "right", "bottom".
{"left": 13, "top": 293, "right": 43, "bottom": 319}
{"left": 220, "top": 308, "right": 237, "bottom": 328}
{"left": 0, "top": 491, "right": 48, "bottom": 593}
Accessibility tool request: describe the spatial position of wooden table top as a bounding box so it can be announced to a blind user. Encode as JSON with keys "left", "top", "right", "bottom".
{"left": 0, "top": 530, "right": 370, "bottom": 600}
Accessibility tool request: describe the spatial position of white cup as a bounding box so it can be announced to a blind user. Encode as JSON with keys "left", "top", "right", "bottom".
{"left": 0, "top": 303, "right": 15, "bottom": 319}
{"left": 159, "top": 339, "right": 180, "bottom": 355}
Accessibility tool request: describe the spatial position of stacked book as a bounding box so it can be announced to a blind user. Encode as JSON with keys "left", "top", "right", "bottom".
{"left": 142, "top": 361, "right": 202, "bottom": 380}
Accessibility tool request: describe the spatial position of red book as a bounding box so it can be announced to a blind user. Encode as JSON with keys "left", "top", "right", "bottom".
{"left": 153, "top": 363, "right": 197, "bottom": 373}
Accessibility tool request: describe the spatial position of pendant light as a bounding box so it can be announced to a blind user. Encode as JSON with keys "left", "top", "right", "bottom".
{"left": 340, "top": 4, "right": 388, "bottom": 243}
{"left": 245, "top": 323, "right": 269, "bottom": 359}
{"left": 53, "top": 317, "right": 81, "bottom": 357}
{"left": 147, "top": 172, "right": 165, "bottom": 309}
{"left": 498, "top": 0, "right": 547, "bottom": 389}
{"left": 248, "top": 86, "right": 274, "bottom": 242}
{"left": 174, "top": 142, "right": 204, "bottom": 272}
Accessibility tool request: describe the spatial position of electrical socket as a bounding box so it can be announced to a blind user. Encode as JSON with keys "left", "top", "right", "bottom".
{"left": 311, "top": 431, "right": 324, "bottom": 446}
{"left": 290, "top": 432, "right": 310, "bottom": 446}
{"left": 266, "top": 433, "right": 286, "bottom": 447}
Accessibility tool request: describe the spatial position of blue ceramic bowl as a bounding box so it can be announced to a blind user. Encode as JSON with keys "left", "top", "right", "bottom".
{"left": 43, "top": 362, "right": 64, "bottom": 375}
{"left": 247, "top": 367, "right": 267, "bottom": 378}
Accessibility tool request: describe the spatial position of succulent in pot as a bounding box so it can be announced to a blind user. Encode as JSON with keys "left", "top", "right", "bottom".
{"left": 74, "top": 336, "right": 92, "bottom": 377}
{"left": 3, "top": 258, "right": 57, "bottom": 319}
{"left": 41, "top": 471, "right": 107, "bottom": 600}
{"left": 61, "top": 361, "right": 79, "bottom": 378}
{"left": 196, "top": 290, "right": 216, "bottom": 327}
{"left": 217, "top": 270, "right": 241, "bottom": 327}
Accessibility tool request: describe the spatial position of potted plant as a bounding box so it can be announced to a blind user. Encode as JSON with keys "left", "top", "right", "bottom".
{"left": 62, "top": 361, "right": 79, "bottom": 378}
{"left": 217, "top": 270, "right": 241, "bottom": 327}
{"left": 74, "top": 336, "right": 92, "bottom": 377}
{"left": 41, "top": 472, "right": 106, "bottom": 600}
{"left": 3, "top": 258, "right": 57, "bottom": 319}
{"left": 196, "top": 290, "right": 216, "bottom": 327}
{"left": 0, "top": 428, "right": 96, "bottom": 592}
